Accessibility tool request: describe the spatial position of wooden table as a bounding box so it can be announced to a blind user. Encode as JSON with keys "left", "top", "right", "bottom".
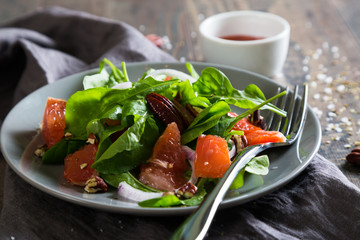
{"left": 1, "top": 0, "right": 359, "bottom": 191}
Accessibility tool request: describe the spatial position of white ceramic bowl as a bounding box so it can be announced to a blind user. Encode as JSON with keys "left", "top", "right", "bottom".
{"left": 199, "top": 11, "right": 290, "bottom": 77}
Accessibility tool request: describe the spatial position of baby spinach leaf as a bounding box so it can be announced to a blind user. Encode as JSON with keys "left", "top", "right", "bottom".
{"left": 102, "top": 172, "right": 160, "bottom": 192}
{"left": 93, "top": 100, "right": 148, "bottom": 160}
{"left": 65, "top": 87, "right": 126, "bottom": 138}
{"left": 92, "top": 116, "right": 160, "bottom": 174}
{"left": 99, "top": 58, "right": 127, "bottom": 83}
{"left": 138, "top": 179, "right": 207, "bottom": 207}
{"left": 181, "top": 101, "right": 230, "bottom": 144}
{"left": 101, "top": 105, "right": 123, "bottom": 120}
{"left": 42, "top": 138, "right": 86, "bottom": 164}
{"left": 186, "top": 62, "right": 200, "bottom": 79}
{"left": 94, "top": 124, "right": 125, "bottom": 161}
{"left": 225, "top": 90, "right": 287, "bottom": 133}
{"left": 132, "top": 76, "right": 180, "bottom": 100}
{"left": 66, "top": 77, "right": 179, "bottom": 138}
{"left": 83, "top": 59, "right": 130, "bottom": 89}
{"left": 138, "top": 195, "right": 182, "bottom": 207}
{"left": 230, "top": 155, "right": 269, "bottom": 190}
{"left": 120, "top": 99, "right": 147, "bottom": 127}
{"left": 230, "top": 168, "right": 246, "bottom": 190}
{"left": 205, "top": 114, "right": 238, "bottom": 138}
{"left": 193, "top": 67, "right": 286, "bottom": 116}
{"left": 86, "top": 119, "right": 106, "bottom": 139}
{"left": 83, "top": 68, "right": 116, "bottom": 89}
{"left": 171, "top": 80, "right": 209, "bottom": 108}
{"left": 193, "top": 67, "right": 234, "bottom": 96}
{"left": 85, "top": 105, "right": 122, "bottom": 139}
{"left": 245, "top": 155, "right": 269, "bottom": 175}
{"left": 138, "top": 189, "right": 207, "bottom": 207}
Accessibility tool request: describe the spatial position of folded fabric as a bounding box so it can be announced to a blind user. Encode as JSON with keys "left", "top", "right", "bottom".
{"left": 1, "top": 6, "right": 359, "bottom": 240}
{"left": 0, "top": 6, "right": 175, "bottom": 120}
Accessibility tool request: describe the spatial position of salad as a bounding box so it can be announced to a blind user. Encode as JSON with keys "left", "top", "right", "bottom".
{"left": 36, "top": 59, "right": 287, "bottom": 208}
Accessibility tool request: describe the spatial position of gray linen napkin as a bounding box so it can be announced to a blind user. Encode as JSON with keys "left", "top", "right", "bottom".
{"left": 1, "top": 6, "right": 359, "bottom": 240}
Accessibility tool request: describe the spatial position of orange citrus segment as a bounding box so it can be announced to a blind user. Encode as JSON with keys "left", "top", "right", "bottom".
{"left": 229, "top": 112, "right": 286, "bottom": 146}
{"left": 194, "top": 135, "right": 231, "bottom": 178}
{"left": 41, "top": 97, "right": 66, "bottom": 148}
{"left": 229, "top": 112, "right": 262, "bottom": 135}
{"left": 64, "top": 142, "right": 98, "bottom": 186}
{"left": 139, "top": 122, "right": 188, "bottom": 191}
{"left": 245, "top": 130, "right": 286, "bottom": 146}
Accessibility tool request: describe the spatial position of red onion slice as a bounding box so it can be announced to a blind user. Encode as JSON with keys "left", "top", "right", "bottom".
{"left": 182, "top": 145, "right": 198, "bottom": 184}
{"left": 146, "top": 69, "right": 197, "bottom": 84}
{"left": 117, "top": 181, "right": 163, "bottom": 202}
{"left": 228, "top": 139, "right": 236, "bottom": 159}
{"left": 112, "top": 81, "right": 133, "bottom": 89}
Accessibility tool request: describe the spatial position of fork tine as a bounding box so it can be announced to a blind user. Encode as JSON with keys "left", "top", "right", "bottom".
{"left": 269, "top": 86, "right": 289, "bottom": 131}
{"left": 288, "top": 84, "right": 308, "bottom": 143}
{"left": 282, "top": 85, "right": 299, "bottom": 136}
{"left": 266, "top": 87, "right": 282, "bottom": 130}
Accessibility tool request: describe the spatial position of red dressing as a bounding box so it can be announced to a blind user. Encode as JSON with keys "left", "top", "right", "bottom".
{"left": 219, "top": 34, "right": 265, "bottom": 41}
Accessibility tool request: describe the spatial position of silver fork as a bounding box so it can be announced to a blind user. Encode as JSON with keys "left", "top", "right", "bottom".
{"left": 170, "top": 84, "right": 308, "bottom": 240}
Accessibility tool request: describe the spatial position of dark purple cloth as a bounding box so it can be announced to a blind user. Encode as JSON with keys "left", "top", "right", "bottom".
{"left": 0, "top": 6, "right": 359, "bottom": 240}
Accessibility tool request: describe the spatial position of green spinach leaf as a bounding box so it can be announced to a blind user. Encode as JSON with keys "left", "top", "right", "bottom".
{"left": 181, "top": 101, "right": 230, "bottom": 144}
{"left": 92, "top": 116, "right": 160, "bottom": 174}
{"left": 102, "top": 172, "right": 160, "bottom": 192}
{"left": 193, "top": 67, "right": 286, "bottom": 116}
{"left": 245, "top": 155, "right": 269, "bottom": 175}
{"left": 42, "top": 138, "right": 86, "bottom": 164}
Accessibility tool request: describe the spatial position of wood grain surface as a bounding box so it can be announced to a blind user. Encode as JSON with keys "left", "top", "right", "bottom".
{"left": 1, "top": 0, "right": 359, "bottom": 188}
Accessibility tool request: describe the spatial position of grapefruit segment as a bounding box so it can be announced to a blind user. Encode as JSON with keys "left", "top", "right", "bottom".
{"left": 41, "top": 97, "right": 66, "bottom": 148}
{"left": 229, "top": 112, "right": 262, "bottom": 135}
{"left": 194, "top": 135, "right": 231, "bottom": 178}
{"left": 245, "top": 130, "right": 286, "bottom": 146}
{"left": 139, "top": 122, "right": 188, "bottom": 191}
{"left": 229, "top": 112, "right": 286, "bottom": 146}
{"left": 64, "top": 140, "right": 99, "bottom": 186}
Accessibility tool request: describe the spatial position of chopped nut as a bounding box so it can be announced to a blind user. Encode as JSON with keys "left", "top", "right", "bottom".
{"left": 162, "top": 191, "right": 175, "bottom": 196}
{"left": 86, "top": 133, "right": 97, "bottom": 144}
{"left": 86, "top": 138, "right": 96, "bottom": 145}
{"left": 176, "top": 182, "right": 198, "bottom": 199}
{"left": 64, "top": 132, "right": 73, "bottom": 138}
{"left": 84, "top": 176, "right": 108, "bottom": 193}
{"left": 80, "top": 163, "right": 88, "bottom": 169}
{"left": 248, "top": 110, "right": 267, "bottom": 130}
{"left": 34, "top": 145, "right": 47, "bottom": 158}
{"left": 232, "top": 135, "right": 248, "bottom": 154}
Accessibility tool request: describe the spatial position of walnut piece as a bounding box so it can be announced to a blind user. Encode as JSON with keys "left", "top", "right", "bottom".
{"left": 34, "top": 145, "right": 47, "bottom": 158}
{"left": 176, "top": 182, "right": 198, "bottom": 199}
{"left": 232, "top": 135, "right": 248, "bottom": 154}
{"left": 84, "top": 176, "right": 108, "bottom": 193}
{"left": 248, "top": 110, "right": 267, "bottom": 130}
{"left": 64, "top": 132, "right": 73, "bottom": 138}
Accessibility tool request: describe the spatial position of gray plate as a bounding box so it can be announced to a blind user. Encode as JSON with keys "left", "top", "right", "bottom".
{"left": 0, "top": 62, "right": 321, "bottom": 216}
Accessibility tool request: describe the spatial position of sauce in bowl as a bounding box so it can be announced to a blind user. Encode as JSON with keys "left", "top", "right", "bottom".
{"left": 220, "top": 34, "right": 265, "bottom": 41}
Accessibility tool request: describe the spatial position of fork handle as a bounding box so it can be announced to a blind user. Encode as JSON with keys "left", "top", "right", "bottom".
{"left": 170, "top": 144, "right": 266, "bottom": 240}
